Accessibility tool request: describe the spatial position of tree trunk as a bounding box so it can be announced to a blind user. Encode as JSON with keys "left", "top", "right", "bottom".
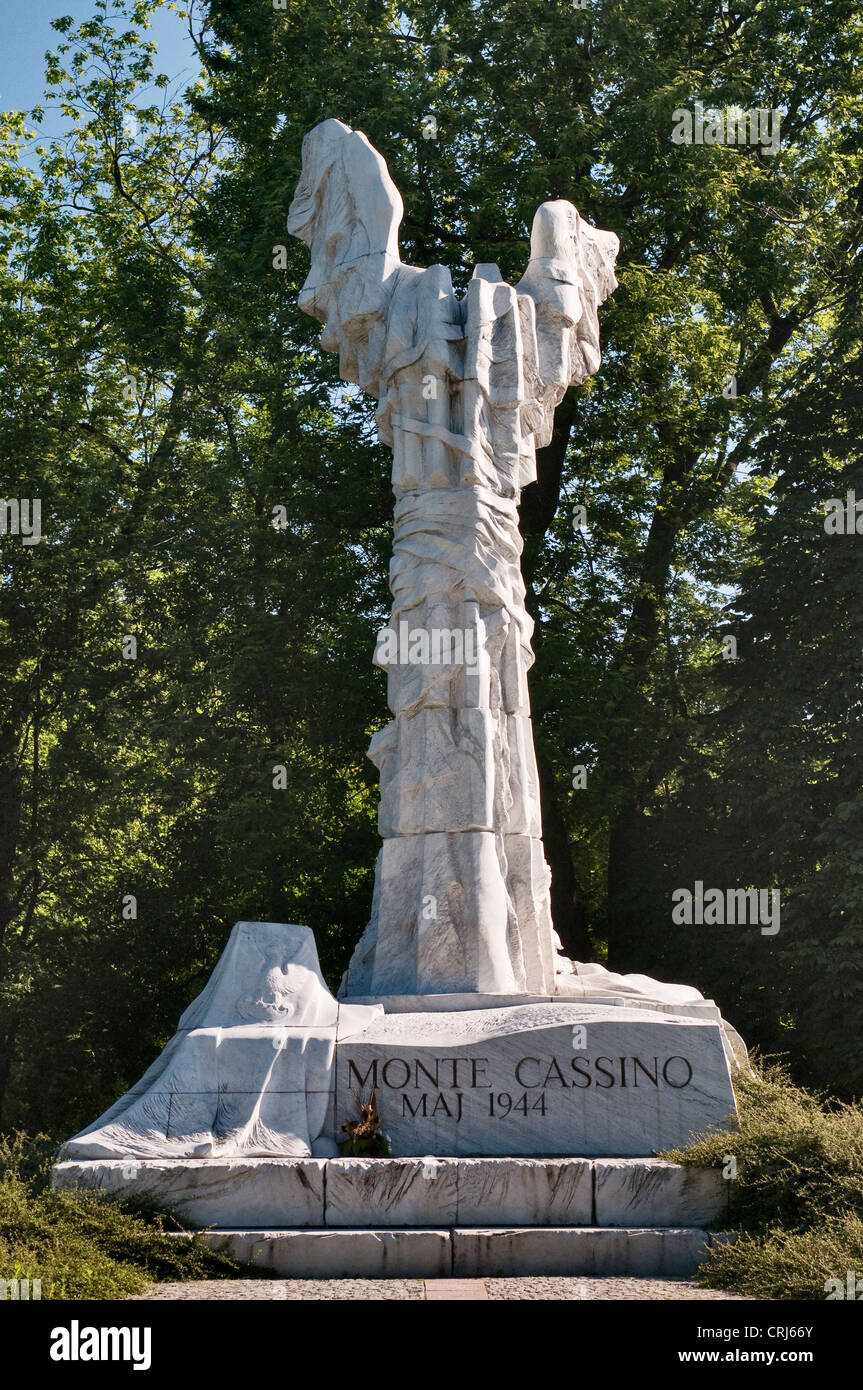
{"left": 605, "top": 788, "right": 648, "bottom": 972}
{"left": 520, "top": 396, "right": 595, "bottom": 958}
{"left": 536, "top": 748, "right": 594, "bottom": 960}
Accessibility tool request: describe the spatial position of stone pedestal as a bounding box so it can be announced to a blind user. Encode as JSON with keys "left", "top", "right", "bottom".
{"left": 51, "top": 922, "right": 741, "bottom": 1278}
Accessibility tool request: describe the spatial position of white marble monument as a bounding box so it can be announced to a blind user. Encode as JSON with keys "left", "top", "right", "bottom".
{"left": 54, "top": 124, "right": 741, "bottom": 1218}
{"left": 287, "top": 118, "right": 740, "bottom": 1150}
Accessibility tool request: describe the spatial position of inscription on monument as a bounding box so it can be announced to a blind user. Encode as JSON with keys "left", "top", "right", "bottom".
{"left": 348, "top": 1053, "right": 694, "bottom": 1125}
{"left": 336, "top": 1005, "right": 733, "bottom": 1158}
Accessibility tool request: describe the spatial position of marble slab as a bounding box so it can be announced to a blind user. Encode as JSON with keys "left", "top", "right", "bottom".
{"left": 326, "top": 1157, "right": 460, "bottom": 1227}
{"left": 336, "top": 1002, "right": 737, "bottom": 1157}
{"left": 200, "top": 1228, "right": 452, "bottom": 1278}
{"left": 188, "top": 1225, "right": 717, "bottom": 1277}
{"left": 593, "top": 1158, "right": 727, "bottom": 1228}
{"left": 52, "top": 1157, "right": 326, "bottom": 1227}
{"left": 52, "top": 1155, "right": 721, "bottom": 1230}
{"left": 455, "top": 1156, "right": 591, "bottom": 1226}
{"left": 451, "top": 1226, "right": 710, "bottom": 1277}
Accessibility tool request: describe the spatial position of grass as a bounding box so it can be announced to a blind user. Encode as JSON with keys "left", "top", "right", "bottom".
{"left": 0, "top": 1133, "right": 253, "bottom": 1299}
{"left": 662, "top": 1059, "right": 863, "bottom": 1300}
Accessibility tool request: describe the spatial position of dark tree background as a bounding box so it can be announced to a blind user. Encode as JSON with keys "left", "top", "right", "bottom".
{"left": 1, "top": 0, "right": 861, "bottom": 1133}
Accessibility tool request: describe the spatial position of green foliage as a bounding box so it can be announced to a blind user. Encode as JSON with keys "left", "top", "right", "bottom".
{"left": 664, "top": 1062, "right": 863, "bottom": 1299}
{"left": 0, "top": 1133, "right": 249, "bottom": 1298}
{"left": 636, "top": 262, "right": 863, "bottom": 1093}
{"left": 696, "top": 1219, "right": 863, "bottom": 1302}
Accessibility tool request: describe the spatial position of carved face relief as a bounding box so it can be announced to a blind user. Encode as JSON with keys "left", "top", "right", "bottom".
{"left": 236, "top": 937, "right": 300, "bottom": 1022}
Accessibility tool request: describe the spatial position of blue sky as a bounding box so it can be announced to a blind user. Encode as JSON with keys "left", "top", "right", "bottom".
{"left": 0, "top": 1, "right": 198, "bottom": 127}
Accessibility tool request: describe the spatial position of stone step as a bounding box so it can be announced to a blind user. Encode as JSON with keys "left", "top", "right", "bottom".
{"left": 53, "top": 1155, "right": 727, "bottom": 1230}
{"left": 188, "top": 1226, "right": 725, "bottom": 1278}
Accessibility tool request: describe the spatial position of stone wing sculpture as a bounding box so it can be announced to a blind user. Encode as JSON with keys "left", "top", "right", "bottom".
{"left": 58, "top": 922, "right": 382, "bottom": 1160}
{"left": 289, "top": 120, "right": 619, "bottom": 998}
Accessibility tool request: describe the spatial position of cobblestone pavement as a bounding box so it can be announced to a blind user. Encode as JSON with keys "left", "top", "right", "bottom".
{"left": 486, "top": 1277, "right": 752, "bottom": 1300}
{"left": 131, "top": 1276, "right": 751, "bottom": 1301}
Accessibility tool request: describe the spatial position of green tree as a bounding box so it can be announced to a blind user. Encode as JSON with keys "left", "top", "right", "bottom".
{"left": 644, "top": 257, "right": 863, "bottom": 1093}
{"left": 0, "top": 0, "right": 390, "bottom": 1131}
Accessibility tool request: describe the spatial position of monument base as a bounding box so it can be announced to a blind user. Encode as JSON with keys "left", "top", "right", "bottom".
{"left": 51, "top": 922, "right": 741, "bottom": 1276}
{"left": 51, "top": 1156, "right": 729, "bottom": 1278}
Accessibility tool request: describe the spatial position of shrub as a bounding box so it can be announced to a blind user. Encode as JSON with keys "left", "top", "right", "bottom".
{"left": 663, "top": 1059, "right": 863, "bottom": 1299}
{"left": 0, "top": 1133, "right": 253, "bottom": 1299}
